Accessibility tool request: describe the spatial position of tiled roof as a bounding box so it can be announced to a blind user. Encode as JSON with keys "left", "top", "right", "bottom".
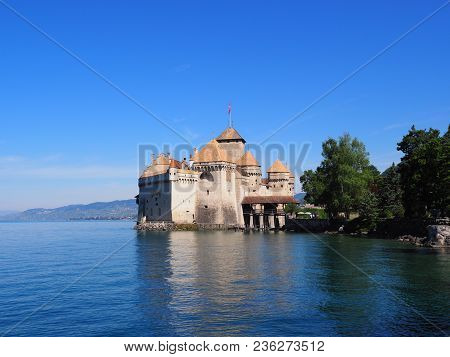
{"left": 152, "top": 154, "right": 170, "bottom": 165}
{"left": 236, "top": 151, "right": 259, "bottom": 166}
{"left": 241, "top": 196, "right": 298, "bottom": 204}
{"left": 169, "top": 159, "right": 182, "bottom": 169}
{"left": 216, "top": 127, "right": 245, "bottom": 142}
{"left": 140, "top": 166, "right": 168, "bottom": 178}
{"left": 140, "top": 154, "right": 171, "bottom": 178}
{"left": 267, "top": 159, "right": 290, "bottom": 173}
{"left": 194, "top": 139, "right": 233, "bottom": 163}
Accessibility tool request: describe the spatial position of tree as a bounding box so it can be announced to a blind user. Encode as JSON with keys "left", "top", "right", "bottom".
{"left": 358, "top": 191, "right": 380, "bottom": 230}
{"left": 377, "top": 164, "right": 404, "bottom": 218}
{"left": 284, "top": 203, "right": 299, "bottom": 217}
{"left": 397, "top": 126, "right": 444, "bottom": 217}
{"left": 438, "top": 125, "right": 450, "bottom": 217}
{"left": 300, "top": 133, "right": 377, "bottom": 219}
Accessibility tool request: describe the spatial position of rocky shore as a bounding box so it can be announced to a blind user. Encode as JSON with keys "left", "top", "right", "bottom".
{"left": 398, "top": 225, "right": 450, "bottom": 247}
{"left": 286, "top": 217, "right": 450, "bottom": 248}
{"left": 135, "top": 218, "right": 450, "bottom": 247}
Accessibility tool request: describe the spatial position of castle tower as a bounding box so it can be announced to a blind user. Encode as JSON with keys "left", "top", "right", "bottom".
{"left": 267, "top": 160, "right": 291, "bottom": 195}
{"left": 236, "top": 151, "right": 262, "bottom": 190}
{"left": 192, "top": 139, "right": 239, "bottom": 226}
{"left": 215, "top": 127, "right": 246, "bottom": 163}
{"left": 288, "top": 172, "right": 295, "bottom": 195}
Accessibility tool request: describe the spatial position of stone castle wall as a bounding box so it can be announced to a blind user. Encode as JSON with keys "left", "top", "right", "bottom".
{"left": 194, "top": 163, "right": 239, "bottom": 226}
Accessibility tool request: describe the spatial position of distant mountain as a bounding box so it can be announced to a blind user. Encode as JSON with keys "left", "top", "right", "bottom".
{"left": 294, "top": 192, "right": 306, "bottom": 205}
{"left": 1, "top": 194, "right": 306, "bottom": 222}
{"left": 0, "top": 200, "right": 137, "bottom": 222}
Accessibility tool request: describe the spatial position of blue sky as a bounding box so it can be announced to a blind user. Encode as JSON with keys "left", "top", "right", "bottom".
{"left": 0, "top": 0, "right": 449, "bottom": 210}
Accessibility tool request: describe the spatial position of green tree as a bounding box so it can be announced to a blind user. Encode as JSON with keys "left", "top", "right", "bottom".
{"left": 397, "top": 126, "right": 444, "bottom": 217}
{"left": 358, "top": 191, "right": 380, "bottom": 230}
{"left": 284, "top": 203, "right": 299, "bottom": 217}
{"left": 300, "top": 133, "right": 377, "bottom": 219}
{"left": 377, "top": 163, "right": 404, "bottom": 218}
{"left": 438, "top": 125, "right": 450, "bottom": 217}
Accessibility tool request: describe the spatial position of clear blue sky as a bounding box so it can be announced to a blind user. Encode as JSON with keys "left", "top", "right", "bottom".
{"left": 0, "top": 0, "right": 449, "bottom": 210}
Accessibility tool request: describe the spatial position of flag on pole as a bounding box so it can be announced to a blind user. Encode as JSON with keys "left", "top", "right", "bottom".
{"left": 227, "top": 103, "right": 232, "bottom": 115}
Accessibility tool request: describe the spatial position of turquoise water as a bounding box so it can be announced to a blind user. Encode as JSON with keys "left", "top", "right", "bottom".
{"left": 0, "top": 221, "right": 448, "bottom": 336}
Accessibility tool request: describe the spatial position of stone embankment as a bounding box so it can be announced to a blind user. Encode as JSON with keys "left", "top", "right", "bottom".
{"left": 285, "top": 219, "right": 344, "bottom": 233}
{"left": 135, "top": 221, "right": 175, "bottom": 231}
{"left": 135, "top": 221, "right": 242, "bottom": 231}
{"left": 285, "top": 218, "right": 346, "bottom": 233}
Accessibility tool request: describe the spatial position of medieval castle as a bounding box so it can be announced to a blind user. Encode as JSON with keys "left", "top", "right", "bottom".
{"left": 136, "top": 126, "right": 297, "bottom": 229}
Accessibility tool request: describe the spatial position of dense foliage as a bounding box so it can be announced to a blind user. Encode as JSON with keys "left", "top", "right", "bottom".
{"left": 284, "top": 203, "right": 299, "bottom": 216}
{"left": 397, "top": 125, "right": 449, "bottom": 218}
{"left": 300, "top": 125, "right": 449, "bottom": 223}
{"left": 377, "top": 164, "right": 404, "bottom": 219}
{"left": 300, "top": 134, "right": 377, "bottom": 219}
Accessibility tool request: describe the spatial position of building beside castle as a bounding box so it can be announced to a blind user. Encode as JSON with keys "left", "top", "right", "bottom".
{"left": 136, "top": 126, "right": 297, "bottom": 229}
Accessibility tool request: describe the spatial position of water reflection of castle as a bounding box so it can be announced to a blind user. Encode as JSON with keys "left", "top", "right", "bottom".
{"left": 135, "top": 231, "right": 299, "bottom": 335}
{"left": 137, "top": 126, "right": 297, "bottom": 229}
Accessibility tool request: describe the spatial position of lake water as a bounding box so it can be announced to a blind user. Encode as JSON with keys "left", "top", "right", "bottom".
{"left": 0, "top": 221, "right": 448, "bottom": 337}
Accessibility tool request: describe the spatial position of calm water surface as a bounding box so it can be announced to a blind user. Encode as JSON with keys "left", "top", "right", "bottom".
{"left": 0, "top": 221, "right": 448, "bottom": 336}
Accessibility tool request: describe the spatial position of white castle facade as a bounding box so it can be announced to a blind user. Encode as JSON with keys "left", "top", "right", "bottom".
{"left": 136, "top": 126, "right": 297, "bottom": 229}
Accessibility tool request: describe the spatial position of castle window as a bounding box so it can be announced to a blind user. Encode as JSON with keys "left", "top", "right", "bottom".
{"left": 204, "top": 205, "right": 208, "bottom": 208}
{"left": 200, "top": 171, "right": 214, "bottom": 182}
{"left": 207, "top": 190, "right": 209, "bottom": 195}
{"left": 156, "top": 202, "right": 158, "bottom": 206}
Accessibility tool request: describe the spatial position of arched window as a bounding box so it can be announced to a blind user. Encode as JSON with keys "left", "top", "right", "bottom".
{"left": 200, "top": 171, "right": 214, "bottom": 182}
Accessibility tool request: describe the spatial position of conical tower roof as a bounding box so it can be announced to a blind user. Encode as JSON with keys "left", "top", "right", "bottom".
{"left": 194, "top": 140, "right": 232, "bottom": 163}
{"left": 267, "top": 159, "right": 290, "bottom": 173}
{"left": 236, "top": 151, "right": 260, "bottom": 166}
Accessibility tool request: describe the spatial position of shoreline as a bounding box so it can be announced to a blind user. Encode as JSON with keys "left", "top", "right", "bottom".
{"left": 134, "top": 219, "right": 450, "bottom": 248}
